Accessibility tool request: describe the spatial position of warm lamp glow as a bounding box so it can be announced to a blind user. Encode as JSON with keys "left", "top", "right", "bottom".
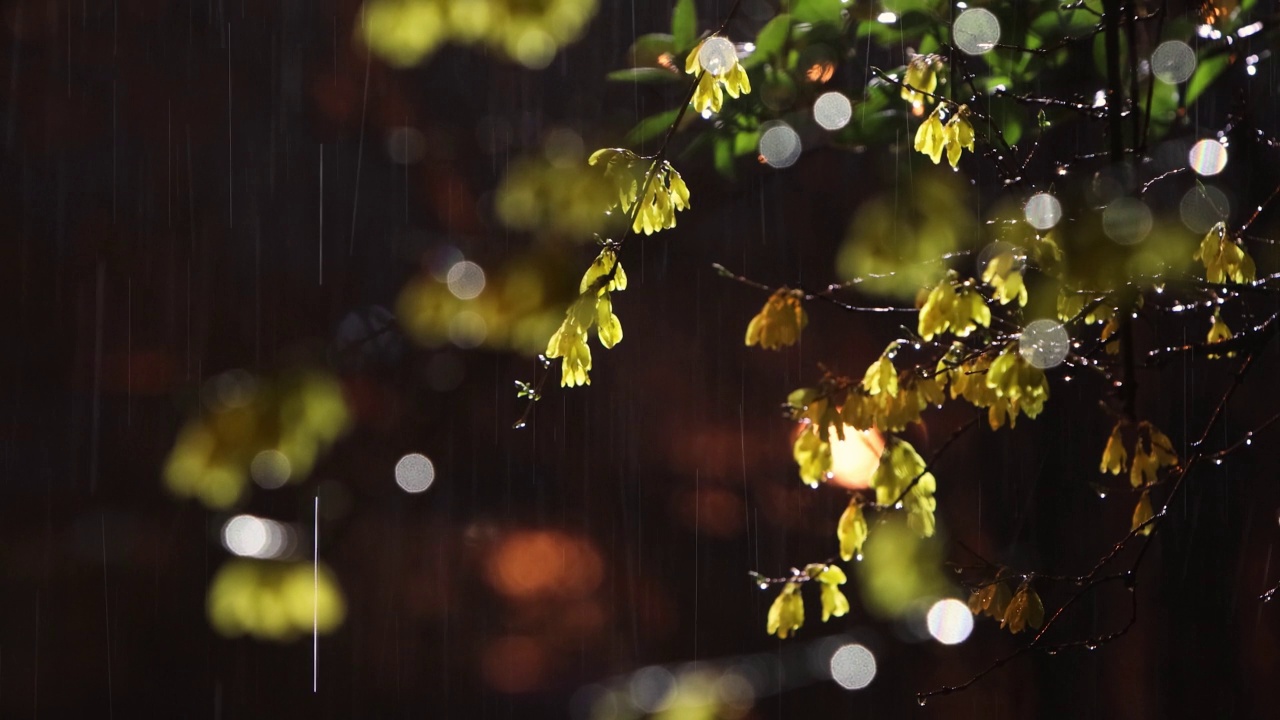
{"left": 829, "top": 426, "right": 885, "bottom": 490}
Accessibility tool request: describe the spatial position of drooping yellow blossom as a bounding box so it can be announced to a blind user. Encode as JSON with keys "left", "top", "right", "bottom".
{"left": 685, "top": 37, "right": 752, "bottom": 115}
{"left": 766, "top": 582, "right": 805, "bottom": 638}
{"left": 813, "top": 565, "right": 851, "bottom": 622}
{"left": 969, "top": 580, "right": 1013, "bottom": 620}
{"left": 851, "top": 371, "right": 944, "bottom": 433}
{"left": 837, "top": 499, "right": 869, "bottom": 561}
{"left": 745, "top": 288, "right": 808, "bottom": 349}
{"left": 1001, "top": 582, "right": 1045, "bottom": 634}
{"left": 1100, "top": 316, "right": 1121, "bottom": 355}
{"left": 1132, "top": 491, "right": 1155, "bottom": 536}
{"left": 545, "top": 249, "right": 628, "bottom": 387}
{"left": 862, "top": 346, "right": 900, "bottom": 397}
{"left": 1100, "top": 421, "right": 1128, "bottom": 475}
{"left": 589, "top": 148, "right": 691, "bottom": 235}
{"left": 983, "top": 250, "right": 1029, "bottom": 307}
{"left": 793, "top": 427, "right": 833, "bottom": 487}
{"left": 1207, "top": 309, "right": 1234, "bottom": 358}
{"left": 918, "top": 276, "right": 991, "bottom": 340}
{"left": 981, "top": 346, "right": 1050, "bottom": 429}
{"left": 900, "top": 55, "right": 940, "bottom": 111}
{"left": 870, "top": 438, "right": 938, "bottom": 538}
{"left": 914, "top": 104, "right": 975, "bottom": 168}
{"left": 1194, "top": 222, "right": 1256, "bottom": 285}
{"left": 1129, "top": 422, "right": 1177, "bottom": 488}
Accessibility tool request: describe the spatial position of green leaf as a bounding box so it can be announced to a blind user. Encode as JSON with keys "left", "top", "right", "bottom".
{"left": 732, "top": 130, "right": 760, "bottom": 157}
{"left": 787, "top": 0, "right": 845, "bottom": 25}
{"left": 1003, "top": 115, "right": 1023, "bottom": 147}
{"left": 713, "top": 135, "right": 735, "bottom": 179}
{"left": 624, "top": 107, "right": 682, "bottom": 145}
{"left": 606, "top": 67, "right": 682, "bottom": 84}
{"left": 672, "top": 0, "right": 698, "bottom": 53}
{"left": 628, "top": 33, "right": 676, "bottom": 68}
{"left": 1185, "top": 53, "right": 1229, "bottom": 107}
{"left": 744, "top": 13, "right": 790, "bottom": 69}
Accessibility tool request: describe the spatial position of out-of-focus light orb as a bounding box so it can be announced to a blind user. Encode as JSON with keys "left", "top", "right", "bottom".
{"left": 829, "top": 426, "right": 886, "bottom": 490}
{"left": 830, "top": 643, "right": 877, "bottom": 690}
{"left": 1023, "top": 192, "right": 1062, "bottom": 230}
{"left": 544, "top": 127, "right": 585, "bottom": 167}
{"left": 448, "top": 310, "right": 488, "bottom": 348}
{"left": 395, "top": 453, "right": 436, "bottom": 493}
{"left": 814, "top": 91, "right": 853, "bottom": 131}
{"left": 514, "top": 28, "right": 556, "bottom": 69}
{"left": 759, "top": 123, "right": 802, "bottom": 168}
{"left": 630, "top": 665, "right": 676, "bottom": 713}
{"left": 222, "top": 515, "right": 289, "bottom": 559}
{"left": 1102, "top": 198, "right": 1153, "bottom": 245}
{"left": 953, "top": 8, "right": 1000, "bottom": 55}
{"left": 1180, "top": 184, "right": 1230, "bottom": 234}
{"left": 926, "top": 598, "right": 975, "bottom": 644}
{"left": 386, "top": 126, "right": 426, "bottom": 165}
{"left": 250, "top": 449, "right": 292, "bottom": 489}
{"left": 877, "top": 11, "right": 898, "bottom": 24}
{"left": 698, "top": 36, "right": 738, "bottom": 76}
{"left": 1019, "top": 319, "right": 1070, "bottom": 369}
{"left": 715, "top": 670, "right": 756, "bottom": 710}
{"left": 1189, "top": 138, "right": 1228, "bottom": 176}
{"left": 1151, "top": 40, "right": 1196, "bottom": 83}
{"left": 446, "top": 260, "right": 486, "bottom": 300}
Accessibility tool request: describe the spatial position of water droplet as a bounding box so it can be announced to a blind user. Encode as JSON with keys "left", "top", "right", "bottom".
{"left": 1151, "top": 40, "right": 1196, "bottom": 83}
{"left": 758, "top": 582, "right": 769, "bottom": 590}
{"left": 1024, "top": 192, "right": 1062, "bottom": 230}
{"left": 917, "top": 697, "right": 928, "bottom": 707}
{"left": 855, "top": 553, "right": 863, "bottom": 562}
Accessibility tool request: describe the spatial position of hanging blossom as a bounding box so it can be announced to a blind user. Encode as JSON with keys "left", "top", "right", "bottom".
{"left": 590, "top": 148, "right": 690, "bottom": 235}
{"left": 685, "top": 37, "right": 752, "bottom": 115}
{"left": 914, "top": 103, "right": 975, "bottom": 168}
{"left": 545, "top": 248, "right": 628, "bottom": 387}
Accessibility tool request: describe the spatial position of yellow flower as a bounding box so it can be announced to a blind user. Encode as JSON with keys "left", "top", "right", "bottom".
{"left": 918, "top": 277, "right": 990, "bottom": 340}
{"left": 766, "top": 582, "right": 805, "bottom": 638}
{"left": 837, "top": 500, "right": 868, "bottom": 561}
{"left": 685, "top": 37, "right": 752, "bottom": 115}
{"left": 545, "top": 249, "right": 630, "bottom": 387}
{"left": 1001, "top": 582, "right": 1045, "bottom": 634}
{"left": 982, "top": 250, "right": 1029, "bottom": 307}
{"left": 793, "top": 428, "right": 833, "bottom": 487}
{"left": 901, "top": 55, "right": 939, "bottom": 110}
{"left": 969, "top": 580, "right": 1012, "bottom": 620}
{"left": 982, "top": 346, "right": 1050, "bottom": 429}
{"left": 1132, "top": 491, "right": 1155, "bottom": 536}
{"left": 589, "top": 148, "right": 690, "bottom": 235}
{"left": 915, "top": 104, "right": 975, "bottom": 167}
{"left": 943, "top": 106, "right": 975, "bottom": 168}
{"left": 870, "top": 439, "right": 937, "bottom": 537}
{"left": 745, "top": 288, "right": 808, "bottom": 349}
{"left": 1100, "top": 421, "right": 1128, "bottom": 475}
{"left": 1207, "top": 309, "right": 1234, "bottom": 358}
{"left": 546, "top": 320, "right": 593, "bottom": 387}
{"left": 862, "top": 346, "right": 900, "bottom": 397}
{"left": 813, "top": 565, "right": 851, "bottom": 622}
{"left": 1194, "top": 222, "right": 1256, "bottom": 285}
{"left": 1128, "top": 421, "right": 1177, "bottom": 487}
{"left": 913, "top": 105, "right": 946, "bottom": 164}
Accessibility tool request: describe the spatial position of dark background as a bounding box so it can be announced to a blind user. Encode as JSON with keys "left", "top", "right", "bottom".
{"left": 2, "top": 0, "right": 1279, "bottom": 717}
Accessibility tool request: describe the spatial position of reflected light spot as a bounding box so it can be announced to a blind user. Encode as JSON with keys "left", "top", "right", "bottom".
{"left": 222, "top": 515, "right": 291, "bottom": 559}
{"left": 486, "top": 530, "right": 604, "bottom": 599}
{"left": 1019, "top": 319, "right": 1070, "bottom": 369}
{"left": 385, "top": 126, "right": 426, "bottom": 165}
{"left": 1189, "top": 138, "right": 1228, "bottom": 176}
{"left": 1102, "top": 198, "right": 1153, "bottom": 245}
{"left": 250, "top": 449, "right": 291, "bottom": 489}
{"left": 759, "top": 123, "right": 802, "bottom": 168}
{"left": 805, "top": 61, "right": 835, "bottom": 83}
{"left": 513, "top": 28, "right": 556, "bottom": 69}
{"left": 926, "top": 598, "right": 975, "bottom": 644}
{"left": 697, "top": 37, "right": 738, "bottom": 76}
{"left": 829, "top": 427, "right": 885, "bottom": 490}
{"left": 395, "top": 453, "right": 436, "bottom": 493}
{"left": 448, "top": 311, "right": 488, "bottom": 348}
{"left": 877, "top": 11, "right": 897, "bottom": 23}
{"left": 544, "top": 127, "right": 585, "bottom": 167}
{"left": 814, "top": 91, "right": 853, "bottom": 131}
{"left": 715, "top": 670, "right": 755, "bottom": 710}
{"left": 830, "top": 644, "right": 877, "bottom": 690}
{"left": 1180, "top": 184, "right": 1230, "bottom": 233}
{"left": 482, "top": 635, "right": 546, "bottom": 693}
{"left": 1023, "top": 192, "right": 1062, "bottom": 230}
{"left": 953, "top": 8, "right": 1000, "bottom": 55}
{"left": 630, "top": 665, "right": 676, "bottom": 713}
{"left": 1151, "top": 41, "right": 1196, "bottom": 84}
{"left": 446, "top": 260, "right": 486, "bottom": 299}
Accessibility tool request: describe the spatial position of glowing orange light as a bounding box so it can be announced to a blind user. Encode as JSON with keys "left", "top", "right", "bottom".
{"left": 485, "top": 530, "right": 603, "bottom": 599}
{"left": 656, "top": 52, "right": 677, "bottom": 70}
{"left": 828, "top": 426, "right": 885, "bottom": 490}
{"left": 806, "top": 62, "right": 835, "bottom": 83}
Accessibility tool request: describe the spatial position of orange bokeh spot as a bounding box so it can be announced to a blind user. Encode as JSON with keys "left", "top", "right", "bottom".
{"left": 829, "top": 426, "right": 885, "bottom": 490}
{"left": 485, "top": 530, "right": 603, "bottom": 599}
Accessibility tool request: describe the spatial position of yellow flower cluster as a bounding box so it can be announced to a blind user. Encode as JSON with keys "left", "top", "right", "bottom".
{"left": 917, "top": 276, "right": 992, "bottom": 341}
{"left": 793, "top": 426, "right": 833, "bottom": 487}
{"left": 207, "top": 560, "right": 346, "bottom": 641}
{"left": 1132, "top": 491, "right": 1155, "bottom": 536}
{"left": 870, "top": 438, "right": 938, "bottom": 538}
{"left": 900, "top": 55, "right": 940, "bottom": 111}
{"left": 545, "top": 249, "right": 627, "bottom": 387}
{"left": 1207, "top": 309, "right": 1234, "bottom": 358}
{"left": 1057, "top": 290, "right": 1115, "bottom": 325}
{"left": 1194, "top": 222, "right": 1256, "bottom": 284}
{"left": 840, "top": 346, "right": 945, "bottom": 433}
{"left": 164, "top": 372, "right": 350, "bottom": 509}
{"left": 359, "top": 0, "right": 598, "bottom": 69}
{"left": 982, "top": 249, "right": 1029, "bottom": 307}
{"left": 745, "top": 288, "right": 808, "bottom": 349}
{"left": 685, "top": 37, "right": 752, "bottom": 114}
{"left": 945, "top": 344, "right": 1050, "bottom": 430}
{"left": 837, "top": 499, "right": 868, "bottom": 561}
{"left": 914, "top": 104, "right": 975, "bottom": 168}
{"left": 813, "top": 565, "right": 851, "bottom": 623}
{"left": 589, "top": 148, "right": 691, "bottom": 235}
{"left": 766, "top": 582, "right": 804, "bottom": 638}
{"left": 969, "top": 579, "right": 1044, "bottom": 634}
{"left": 1099, "top": 420, "right": 1177, "bottom": 488}
{"left": 968, "top": 579, "right": 1012, "bottom": 620}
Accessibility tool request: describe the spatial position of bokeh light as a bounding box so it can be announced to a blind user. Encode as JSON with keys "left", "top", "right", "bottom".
{"left": 447, "top": 310, "right": 489, "bottom": 348}
{"left": 250, "top": 449, "right": 292, "bottom": 489}
{"left": 953, "top": 8, "right": 1000, "bottom": 55}
{"left": 697, "top": 37, "right": 738, "bottom": 76}
{"left": 386, "top": 126, "right": 427, "bottom": 164}
{"left": 829, "top": 426, "right": 886, "bottom": 490}
{"left": 813, "top": 91, "right": 853, "bottom": 131}
{"left": 630, "top": 665, "right": 676, "bottom": 713}
{"left": 1189, "top": 138, "right": 1228, "bottom": 176}
{"left": 446, "top": 260, "right": 486, "bottom": 300}
{"left": 485, "top": 529, "right": 604, "bottom": 599}
{"left": 926, "top": 598, "right": 974, "bottom": 645}
{"left": 1151, "top": 40, "right": 1197, "bottom": 83}
{"left": 1180, "top": 184, "right": 1230, "bottom": 233}
{"left": 830, "top": 644, "right": 877, "bottom": 690}
{"left": 1102, "top": 198, "right": 1153, "bottom": 245}
{"left": 1019, "top": 319, "right": 1070, "bottom": 369}
{"left": 395, "top": 453, "right": 436, "bottom": 493}
{"left": 759, "top": 123, "right": 802, "bottom": 168}
{"left": 1023, "top": 192, "right": 1063, "bottom": 230}
{"left": 207, "top": 560, "right": 345, "bottom": 641}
